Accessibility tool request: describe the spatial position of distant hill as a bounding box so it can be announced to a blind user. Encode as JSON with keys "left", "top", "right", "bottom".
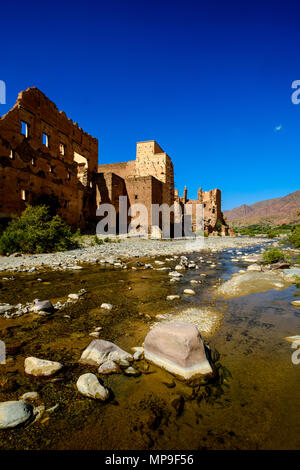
{"left": 223, "top": 190, "right": 300, "bottom": 226}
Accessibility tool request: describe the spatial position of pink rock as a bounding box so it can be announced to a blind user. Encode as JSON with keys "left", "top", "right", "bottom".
{"left": 144, "top": 322, "right": 212, "bottom": 379}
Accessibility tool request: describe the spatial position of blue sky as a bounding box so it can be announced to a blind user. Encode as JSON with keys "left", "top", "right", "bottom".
{"left": 1, "top": 0, "right": 300, "bottom": 209}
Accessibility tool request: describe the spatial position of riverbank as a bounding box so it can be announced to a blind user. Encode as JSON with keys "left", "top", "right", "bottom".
{"left": 0, "top": 240, "right": 299, "bottom": 449}
{"left": 0, "top": 236, "right": 272, "bottom": 273}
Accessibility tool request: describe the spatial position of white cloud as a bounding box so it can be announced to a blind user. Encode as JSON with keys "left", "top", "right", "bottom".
{"left": 274, "top": 124, "right": 282, "bottom": 132}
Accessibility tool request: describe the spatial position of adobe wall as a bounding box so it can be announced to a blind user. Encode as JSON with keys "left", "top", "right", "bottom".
{"left": 135, "top": 141, "right": 174, "bottom": 207}
{"left": 179, "top": 186, "right": 229, "bottom": 235}
{"left": 0, "top": 87, "right": 98, "bottom": 228}
{"left": 97, "top": 160, "right": 136, "bottom": 180}
{"left": 125, "top": 176, "right": 163, "bottom": 234}
{"left": 98, "top": 141, "right": 174, "bottom": 208}
{"left": 95, "top": 172, "right": 127, "bottom": 207}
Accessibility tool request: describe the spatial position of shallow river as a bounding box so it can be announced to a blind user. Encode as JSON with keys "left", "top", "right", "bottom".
{"left": 0, "top": 244, "right": 299, "bottom": 450}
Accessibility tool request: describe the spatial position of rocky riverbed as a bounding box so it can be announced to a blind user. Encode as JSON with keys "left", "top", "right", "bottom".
{"left": 0, "top": 239, "right": 299, "bottom": 450}
{"left": 0, "top": 236, "right": 271, "bottom": 273}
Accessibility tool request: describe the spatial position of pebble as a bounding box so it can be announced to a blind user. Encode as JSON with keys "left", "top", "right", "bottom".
{"left": 76, "top": 373, "right": 109, "bottom": 400}
{"left": 89, "top": 332, "right": 100, "bottom": 338}
{"left": 183, "top": 289, "right": 196, "bottom": 295}
{"left": 68, "top": 293, "right": 80, "bottom": 300}
{"left": 101, "top": 303, "right": 113, "bottom": 310}
{"left": 20, "top": 392, "right": 40, "bottom": 402}
{"left": 98, "top": 360, "right": 121, "bottom": 374}
{"left": 133, "top": 350, "right": 144, "bottom": 360}
{"left": 166, "top": 295, "right": 180, "bottom": 301}
{"left": 32, "top": 299, "right": 54, "bottom": 314}
{"left": 124, "top": 366, "right": 141, "bottom": 376}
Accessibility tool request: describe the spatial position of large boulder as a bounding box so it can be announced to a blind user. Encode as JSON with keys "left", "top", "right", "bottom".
{"left": 144, "top": 322, "right": 212, "bottom": 380}
{"left": 76, "top": 373, "right": 109, "bottom": 400}
{"left": 0, "top": 401, "right": 33, "bottom": 429}
{"left": 79, "top": 339, "right": 132, "bottom": 366}
{"left": 218, "top": 271, "right": 289, "bottom": 298}
{"left": 24, "top": 357, "right": 63, "bottom": 376}
{"left": 282, "top": 268, "right": 300, "bottom": 281}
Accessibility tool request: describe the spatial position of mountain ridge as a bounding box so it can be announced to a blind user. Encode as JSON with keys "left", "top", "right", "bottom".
{"left": 223, "top": 190, "right": 300, "bottom": 226}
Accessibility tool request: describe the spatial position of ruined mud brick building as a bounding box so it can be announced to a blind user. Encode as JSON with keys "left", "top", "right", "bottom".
{"left": 0, "top": 87, "right": 228, "bottom": 236}
{"left": 174, "top": 186, "right": 230, "bottom": 236}
{"left": 0, "top": 88, "right": 98, "bottom": 229}
{"left": 96, "top": 141, "right": 174, "bottom": 235}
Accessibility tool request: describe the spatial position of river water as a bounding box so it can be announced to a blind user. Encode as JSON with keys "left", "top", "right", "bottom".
{"left": 0, "top": 244, "right": 299, "bottom": 450}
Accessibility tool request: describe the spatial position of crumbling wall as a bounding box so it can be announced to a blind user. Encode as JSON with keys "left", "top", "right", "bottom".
{"left": 0, "top": 87, "right": 98, "bottom": 228}
{"left": 98, "top": 161, "right": 136, "bottom": 179}
{"left": 178, "top": 186, "right": 229, "bottom": 235}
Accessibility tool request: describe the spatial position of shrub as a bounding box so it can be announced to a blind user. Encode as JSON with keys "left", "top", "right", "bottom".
{"left": 0, "top": 205, "right": 79, "bottom": 255}
{"left": 288, "top": 225, "right": 300, "bottom": 248}
{"left": 215, "top": 219, "right": 222, "bottom": 232}
{"left": 267, "top": 230, "right": 276, "bottom": 238}
{"left": 93, "top": 235, "right": 104, "bottom": 245}
{"left": 262, "top": 248, "right": 285, "bottom": 264}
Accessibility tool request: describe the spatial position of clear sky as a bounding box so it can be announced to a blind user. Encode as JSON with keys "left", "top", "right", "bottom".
{"left": 1, "top": 0, "right": 300, "bottom": 210}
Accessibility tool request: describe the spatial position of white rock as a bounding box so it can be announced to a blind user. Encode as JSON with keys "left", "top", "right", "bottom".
{"left": 68, "top": 293, "right": 79, "bottom": 300}
{"left": 89, "top": 332, "right": 100, "bottom": 338}
{"left": 166, "top": 295, "right": 180, "bottom": 301}
{"left": 98, "top": 360, "right": 121, "bottom": 374}
{"left": 133, "top": 350, "right": 143, "bottom": 360}
{"left": 101, "top": 303, "right": 113, "bottom": 310}
{"left": 32, "top": 299, "right": 54, "bottom": 313}
{"left": 131, "top": 346, "right": 144, "bottom": 353}
{"left": 119, "top": 358, "right": 131, "bottom": 367}
{"left": 20, "top": 392, "right": 39, "bottom": 402}
{"left": 169, "top": 271, "right": 183, "bottom": 278}
{"left": 79, "top": 339, "right": 132, "bottom": 366}
{"left": 184, "top": 289, "right": 196, "bottom": 295}
{"left": 0, "top": 401, "right": 33, "bottom": 429}
{"left": 76, "top": 373, "right": 109, "bottom": 400}
{"left": 247, "top": 264, "right": 262, "bottom": 272}
{"left": 124, "top": 366, "right": 140, "bottom": 376}
{"left": 24, "top": 357, "right": 63, "bottom": 377}
{"left": 284, "top": 335, "right": 300, "bottom": 344}
{"left": 0, "top": 304, "right": 14, "bottom": 314}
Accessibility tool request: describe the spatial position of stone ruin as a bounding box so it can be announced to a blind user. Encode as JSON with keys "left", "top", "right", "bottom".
{"left": 0, "top": 87, "right": 97, "bottom": 230}
{"left": 0, "top": 87, "right": 231, "bottom": 236}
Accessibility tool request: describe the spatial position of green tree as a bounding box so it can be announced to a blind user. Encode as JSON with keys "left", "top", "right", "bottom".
{"left": 0, "top": 205, "right": 79, "bottom": 255}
